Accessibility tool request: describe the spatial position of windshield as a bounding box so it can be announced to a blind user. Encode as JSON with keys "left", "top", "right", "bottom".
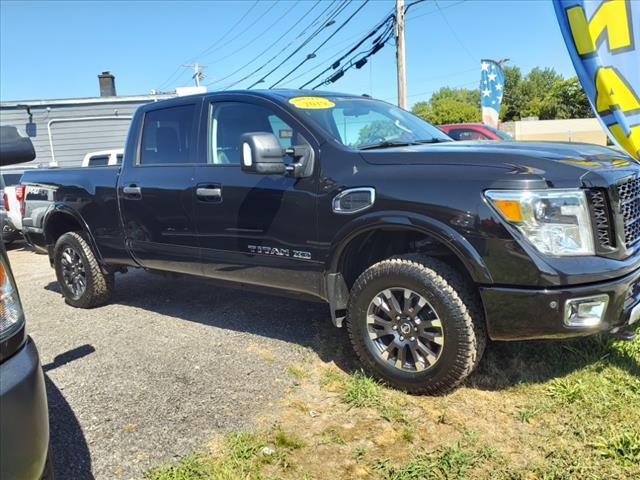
{"left": 1, "top": 173, "right": 22, "bottom": 186}
{"left": 484, "top": 125, "right": 513, "bottom": 141}
{"left": 292, "top": 96, "right": 451, "bottom": 149}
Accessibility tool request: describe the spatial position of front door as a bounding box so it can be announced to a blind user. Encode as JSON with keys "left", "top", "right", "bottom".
{"left": 192, "top": 98, "right": 322, "bottom": 297}
{"left": 118, "top": 101, "right": 202, "bottom": 275}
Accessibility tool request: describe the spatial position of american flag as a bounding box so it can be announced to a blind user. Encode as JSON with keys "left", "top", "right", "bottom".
{"left": 480, "top": 59, "right": 505, "bottom": 128}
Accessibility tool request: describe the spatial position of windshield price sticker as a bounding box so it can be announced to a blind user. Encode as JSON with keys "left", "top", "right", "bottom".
{"left": 289, "top": 96, "right": 335, "bottom": 109}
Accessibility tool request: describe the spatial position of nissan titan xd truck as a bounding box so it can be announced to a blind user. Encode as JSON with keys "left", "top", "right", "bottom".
{"left": 21, "top": 90, "right": 640, "bottom": 394}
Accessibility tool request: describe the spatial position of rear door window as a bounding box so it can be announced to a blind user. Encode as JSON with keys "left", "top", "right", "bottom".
{"left": 88, "top": 155, "right": 109, "bottom": 166}
{"left": 140, "top": 104, "right": 197, "bottom": 165}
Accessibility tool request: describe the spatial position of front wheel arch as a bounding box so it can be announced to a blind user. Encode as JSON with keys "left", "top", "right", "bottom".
{"left": 326, "top": 213, "right": 493, "bottom": 287}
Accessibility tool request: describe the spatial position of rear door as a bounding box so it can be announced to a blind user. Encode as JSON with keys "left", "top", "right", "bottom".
{"left": 118, "top": 101, "right": 202, "bottom": 274}
{"left": 192, "top": 96, "right": 323, "bottom": 297}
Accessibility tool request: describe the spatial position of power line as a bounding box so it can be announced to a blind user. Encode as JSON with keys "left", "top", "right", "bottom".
{"left": 156, "top": 0, "right": 260, "bottom": 90}
{"left": 206, "top": 0, "right": 322, "bottom": 88}
{"left": 195, "top": 0, "right": 262, "bottom": 60}
{"left": 406, "top": 0, "right": 466, "bottom": 22}
{"left": 201, "top": 1, "right": 299, "bottom": 67}
{"left": 310, "top": 23, "right": 394, "bottom": 89}
{"left": 302, "top": 17, "right": 393, "bottom": 89}
{"left": 301, "top": 0, "right": 427, "bottom": 91}
{"left": 270, "top": 0, "right": 371, "bottom": 89}
{"left": 183, "top": 63, "right": 208, "bottom": 86}
{"left": 276, "top": 4, "right": 396, "bottom": 87}
{"left": 434, "top": 0, "right": 476, "bottom": 64}
{"left": 249, "top": 0, "right": 353, "bottom": 89}
{"left": 219, "top": 0, "right": 342, "bottom": 90}
{"left": 297, "top": 12, "right": 393, "bottom": 89}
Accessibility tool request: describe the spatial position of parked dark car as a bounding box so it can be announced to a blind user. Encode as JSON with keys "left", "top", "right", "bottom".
{"left": 438, "top": 122, "right": 513, "bottom": 141}
{"left": 0, "top": 126, "right": 52, "bottom": 479}
{"left": 21, "top": 90, "right": 640, "bottom": 394}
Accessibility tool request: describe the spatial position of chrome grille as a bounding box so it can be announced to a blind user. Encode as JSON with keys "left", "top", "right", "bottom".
{"left": 618, "top": 176, "right": 640, "bottom": 248}
{"left": 589, "top": 190, "right": 613, "bottom": 248}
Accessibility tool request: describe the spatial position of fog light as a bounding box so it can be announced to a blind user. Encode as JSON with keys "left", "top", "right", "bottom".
{"left": 564, "top": 295, "right": 609, "bottom": 327}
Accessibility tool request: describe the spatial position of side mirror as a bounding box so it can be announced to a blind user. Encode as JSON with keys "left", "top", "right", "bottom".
{"left": 0, "top": 126, "right": 36, "bottom": 166}
{"left": 239, "top": 132, "right": 286, "bottom": 175}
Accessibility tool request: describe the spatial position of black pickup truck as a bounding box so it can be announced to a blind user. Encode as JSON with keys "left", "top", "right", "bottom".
{"left": 21, "top": 90, "right": 640, "bottom": 394}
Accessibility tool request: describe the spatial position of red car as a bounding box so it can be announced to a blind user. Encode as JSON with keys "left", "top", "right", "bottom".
{"left": 438, "top": 123, "right": 513, "bottom": 141}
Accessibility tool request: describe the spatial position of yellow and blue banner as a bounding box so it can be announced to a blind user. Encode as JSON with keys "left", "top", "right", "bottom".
{"left": 553, "top": 0, "right": 639, "bottom": 159}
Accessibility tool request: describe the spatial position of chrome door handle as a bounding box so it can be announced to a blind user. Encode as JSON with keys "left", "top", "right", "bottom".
{"left": 122, "top": 185, "right": 142, "bottom": 197}
{"left": 196, "top": 187, "right": 221, "bottom": 198}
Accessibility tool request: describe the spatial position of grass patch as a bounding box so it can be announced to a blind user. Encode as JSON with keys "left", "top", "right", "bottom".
{"left": 274, "top": 424, "right": 306, "bottom": 450}
{"left": 320, "top": 427, "right": 347, "bottom": 445}
{"left": 514, "top": 406, "right": 539, "bottom": 423}
{"left": 340, "top": 371, "right": 383, "bottom": 408}
{"left": 146, "top": 334, "right": 640, "bottom": 479}
{"left": 287, "top": 365, "right": 309, "bottom": 383}
{"left": 547, "top": 377, "right": 585, "bottom": 403}
{"left": 372, "top": 444, "right": 481, "bottom": 480}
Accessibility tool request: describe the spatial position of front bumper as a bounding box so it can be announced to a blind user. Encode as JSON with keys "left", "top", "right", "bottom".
{"left": 481, "top": 267, "right": 640, "bottom": 340}
{"left": 0, "top": 338, "right": 50, "bottom": 480}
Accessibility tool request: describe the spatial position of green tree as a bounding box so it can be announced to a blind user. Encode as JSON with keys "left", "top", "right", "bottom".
{"left": 411, "top": 87, "right": 480, "bottom": 124}
{"left": 356, "top": 120, "right": 402, "bottom": 145}
{"left": 412, "top": 66, "right": 593, "bottom": 124}
{"left": 500, "top": 66, "right": 523, "bottom": 122}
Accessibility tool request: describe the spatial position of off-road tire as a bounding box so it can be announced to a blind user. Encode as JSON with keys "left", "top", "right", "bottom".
{"left": 346, "top": 255, "right": 486, "bottom": 395}
{"left": 53, "top": 232, "right": 114, "bottom": 308}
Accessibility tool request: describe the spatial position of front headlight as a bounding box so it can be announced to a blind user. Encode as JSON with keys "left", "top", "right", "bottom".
{"left": 0, "top": 254, "right": 25, "bottom": 341}
{"left": 485, "top": 189, "right": 595, "bottom": 256}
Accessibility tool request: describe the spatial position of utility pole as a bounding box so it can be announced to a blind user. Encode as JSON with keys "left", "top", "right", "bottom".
{"left": 395, "top": 0, "right": 406, "bottom": 109}
{"left": 183, "top": 63, "right": 207, "bottom": 87}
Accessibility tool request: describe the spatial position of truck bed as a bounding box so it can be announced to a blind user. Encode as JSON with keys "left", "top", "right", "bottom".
{"left": 21, "top": 166, "right": 130, "bottom": 264}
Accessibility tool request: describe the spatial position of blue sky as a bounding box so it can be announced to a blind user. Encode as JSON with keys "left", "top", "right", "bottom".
{"left": 0, "top": 0, "right": 576, "bottom": 106}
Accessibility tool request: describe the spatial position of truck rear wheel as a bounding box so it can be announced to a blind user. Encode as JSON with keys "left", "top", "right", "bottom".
{"left": 53, "top": 232, "right": 114, "bottom": 308}
{"left": 346, "top": 256, "right": 486, "bottom": 395}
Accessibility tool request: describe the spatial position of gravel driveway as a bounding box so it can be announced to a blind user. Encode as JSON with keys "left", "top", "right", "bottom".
{"left": 7, "top": 244, "right": 347, "bottom": 479}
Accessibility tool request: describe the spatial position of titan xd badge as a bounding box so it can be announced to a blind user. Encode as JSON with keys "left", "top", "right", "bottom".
{"left": 248, "top": 245, "right": 311, "bottom": 260}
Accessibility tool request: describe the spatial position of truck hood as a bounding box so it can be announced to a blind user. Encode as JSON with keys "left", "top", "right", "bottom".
{"left": 359, "top": 141, "right": 639, "bottom": 188}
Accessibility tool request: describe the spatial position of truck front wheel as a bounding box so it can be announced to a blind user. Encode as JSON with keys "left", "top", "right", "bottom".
{"left": 53, "top": 232, "right": 114, "bottom": 308}
{"left": 346, "top": 256, "right": 486, "bottom": 395}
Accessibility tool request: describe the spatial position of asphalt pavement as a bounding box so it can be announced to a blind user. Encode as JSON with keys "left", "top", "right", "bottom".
{"left": 7, "top": 243, "right": 348, "bottom": 479}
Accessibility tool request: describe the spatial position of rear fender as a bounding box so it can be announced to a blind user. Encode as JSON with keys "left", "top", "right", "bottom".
{"left": 43, "top": 204, "right": 105, "bottom": 267}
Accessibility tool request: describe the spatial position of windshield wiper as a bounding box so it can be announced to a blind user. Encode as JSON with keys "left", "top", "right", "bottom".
{"left": 358, "top": 140, "right": 419, "bottom": 150}
{"left": 414, "top": 138, "right": 452, "bottom": 144}
{"left": 357, "top": 138, "right": 451, "bottom": 150}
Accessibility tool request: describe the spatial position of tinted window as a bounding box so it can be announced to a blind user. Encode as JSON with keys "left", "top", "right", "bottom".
{"left": 1, "top": 173, "right": 22, "bottom": 186}
{"left": 116, "top": 154, "right": 123, "bottom": 165}
{"left": 483, "top": 125, "right": 513, "bottom": 140}
{"left": 448, "top": 128, "right": 489, "bottom": 141}
{"left": 140, "top": 104, "right": 195, "bottom": 165}
{"left": 88, "top": 155, "right": 109, "bottom": 166}
{"left": 210, "top": 103, "right": 299, "bottom": 165}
